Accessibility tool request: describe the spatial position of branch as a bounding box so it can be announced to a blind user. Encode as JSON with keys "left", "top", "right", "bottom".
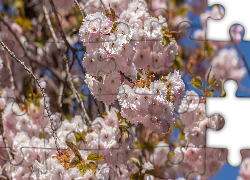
{"left": 1, "top": 49, "right": 15, "bottom": 90}
{"left": 66, "top": 61, "right": 91, "bottom": 125}
{"left": 0, "top": 40, "right": 61, "bottom": 154}
{"left": 42, "top": 4, "right": 91, "bottom": 126}
{"left": 48, "top": 0, "right": 73, "bottom": 51}
{"left": 0, "top": 19, "right": 27, "bottom": 54}
{"left": 119, "top": 71, "right": 135, "bottom": 85}
{"left": 74, "top": 0, "right": 85, "bottom": 18}
{"left": 0, "top": 18, "right": 65, "bottom": 82}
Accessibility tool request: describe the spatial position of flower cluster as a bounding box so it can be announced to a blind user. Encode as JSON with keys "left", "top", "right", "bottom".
{"left": 118, "top": 70, "right": 185, "bottom": 134}
{"left": 80, "top": 0, "right": 179, "bottom": 104}
{"left": 178, "top": 90, "right": 225, "bottom": 147}
{"left": 207, "top": 49, "right": 246, "bottom": 85}
{"left": 1, "top": 0, "right": 249, "bottom": 179}
{"left": 0, "top": 87, "right": 134, "bottom": 179}
{"left": 82, "top": 0, "right": 184, "bottom": 134}
{"left": 149, "top": 141, "right": 227, "bottom": 179}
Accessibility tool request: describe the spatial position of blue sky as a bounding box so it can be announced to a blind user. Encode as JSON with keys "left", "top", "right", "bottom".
{"left": 181, "top": 4, "right": 250, "bottom": 179}
{"left": 2, "top": 1, "right": 249, "bottom": 179}
{"left": 207, "top": 39, "right": 250, "bottom": 180}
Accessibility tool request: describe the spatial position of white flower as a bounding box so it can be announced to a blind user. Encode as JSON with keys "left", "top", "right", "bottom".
{"left": 83, "top": 170, "right": 98, "bottom": 180}
{"left": 194, "top": 103, "right": 206, "bottom": 121}
{"left": 182, "top": 90, "right": 199, "bottom": 112}
{"left": 142, "top": 162, "right": 154, "bottom": 170}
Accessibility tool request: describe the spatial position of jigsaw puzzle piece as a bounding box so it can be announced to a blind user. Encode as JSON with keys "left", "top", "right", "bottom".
{"left": 36, "top": 105, "right": 134, "bottom": 179}
{"left": 206, "top": 0, "right": 250, "bottom": 41}
{"left": 206, "top": 79, "right": 250, "bottom": 167}
{"left": 0, "top": 98, "right": 58, "bottom": 179}
{"left": 188, "top": 1, "right": 244, "bottom": 48}
{"left": 173, "top": 21, "right": 211, "bottom": 96}
{"left": 176, "top": 21, "right": 245, "bottom": 96}
{"left": 186, "top": 147, "right": 227, "bottom": 180}
{"left": 144, "top": 130, "right": 207, "bottom": 179}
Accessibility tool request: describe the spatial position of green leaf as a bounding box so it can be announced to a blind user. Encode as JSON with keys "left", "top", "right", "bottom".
{"left": 178, "top": 132, "right": 185, "bottom": 141}
{"left": 74, "top": 133, "right": 82, "bottom": 143}
{"left": 129, "top": 172, "right": 140, "bottom": 180}
{"left": 102, "top": 112, "right": 108, "bottom": 118}
{"left": 173, "top": 55, "right": 183, "bottom": 69}
{"left": 207, "top": 67, "right": 212, "bottom": 86}
{"left": 110, "top": 22, "right": 118, "bottom": 33}
{"left": 65, "top": 140, "right": 82, "bottom": 161}
{"left": 78, "top": 164, "right": 91, "bottom": 176}
{"left": 33, "top": 93, "right": 42, "bottom": 113}
{"left": 119, "top": 119, "right": 128, "bottom": 126}
{"left": 88, "top": 162, "right": 97, "bottom": 173}
{"left": 26, "top": 99, "right": 31, "bottom": 110}
{"left": 69, "top": 156, "right": 80, "bottom": 167}
{"left": 26, "top": 87, "right": 33, "bottom": 99}
{"left": 16, "top": 17, "right": 33, "bottom": 31}
{"left": 114, "top": 110, "right": 122, "bottom": 120}
{"left": 175, "top": 4, "right": 190, "bottom": 17}
{"left": 39, "top": 132, "right": 44, "bottom": 139}
{"left": 161, "top": 26, "right": 169, "bottom": 32}
{"left": 109, "top": 4, "right": 116, "bottom": 22}
{"left": 161, "top": 76, "right": 167, "bottom": 83}
{"left": 130, "top": 157, "right": 141, "bottom": 169}
{"left": 190, "top": 76, "right": 203, "bottom": 91}
{"left": 209, "top": 89, "right": 214, "bottom": 97}
{"left": 87, "top": 153, "right": 104, "bottom": 161}
{"left": 204, "top": 41, "right": 215, "bottom": 55}
{"left": 161, "top": 36, "right": 167, "bottom": 46}
{"left": 208, "top": 75, "right": 218, "bottom": 88}
{"left": 12, "top": 0, "right": 24, "bottom": 9}
{"left": 80, "top": 131, "right": 87, "bottom": 143}
{"left": 79, "top": 93, "right": 88, "bottom": 102}
{"left": 133, "top": 141, "right": 155, "bottom": 151}
{"left": 25, "top": 87, "right": 33, "bottom": 109}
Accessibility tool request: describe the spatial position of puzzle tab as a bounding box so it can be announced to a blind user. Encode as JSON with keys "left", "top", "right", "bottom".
{"left": 206, "top": 79, "right": 250, "bottom": 167}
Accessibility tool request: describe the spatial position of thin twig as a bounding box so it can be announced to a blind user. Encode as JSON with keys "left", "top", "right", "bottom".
{"left": 48, "top": 0, "right": 73, "bottom": 50}
{"left": 0, "top": 40, "right": 61, "bottom": 154}
{"left": 0, "top": 19, "right": 27, "bottom": 54}
{"left": 48, "top": 0, "right": 87, "bottom": 74}
{"left": 1, "top": 175, "right": 7, "bottom": 179}
{"left": 66, "top": 60, "right": 91, "bottom": 125}
{"left": 74, "top": 0, "right": 85, "bottom": 18}
{"left": 104, "top": 103, "right": 109, "bottom": 113}
{"left": 100, "top": 0, "right": 108, "bottom": 11}
{"left": 0, "top": 155, "right": 7, "bottom": 161}
{"left": 74, "top": 53, "right": 86, "bottom": 75}
{"left": 0, "top": 18, "right": 65, "bottom": 82}
{"left": 119, "top": 71, "right": 135, "bottom": 85}
{"left": 43, "top": 4, "right": 91, "bottom": 126}
{"left": 1, "top": 49, "right": 15, "bottom": 90}
{"left": 93, "top": 97, "right": 101, "bottom": 116}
